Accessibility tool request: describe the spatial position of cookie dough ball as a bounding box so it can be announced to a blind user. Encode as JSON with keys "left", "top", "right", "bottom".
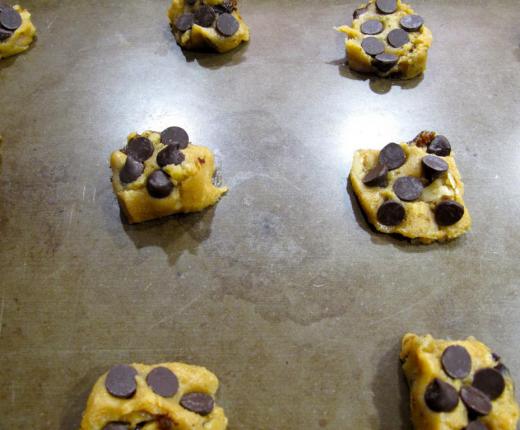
{"left": 0, "top": 4, "right": 36, "bottom": 60}
{"left": 336, "top": 0, "right": 432, "bottom": 79}
{"left": 168, "top": 0, "right": 249, "bottom": 53}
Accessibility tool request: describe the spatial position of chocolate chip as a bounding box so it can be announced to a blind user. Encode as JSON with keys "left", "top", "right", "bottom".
{"left": 102, "top": 423, "right": 130, "bottom": 430}
{"left": 400, "top": 14, "right": 424, "bottom": 32}
{"left": 175, "top": 13, "right": 194, "bottom": 32}
{"left": 216, "top": 13, "right": 239, "bottom": 36}
{"left": 146, "top": 367, "right": 179, "bottom": 398}
{"left": 146, "top": 170, "right": 174, "bottom": 199}
{"left": 379, "top": 143, "right": 406, "bottom": 170}
{"left": 186, "top": 0, "right": 196, "bottom": 5}
{"left": 422, "top": 155, "right": 448, "bottom": 182}
{"left": 0, "top": 6, "right": 21, "bottom": 31}
{"left": 441, "top": 345, "right": 472, "bottom": 379}
{"left": 373, "top": 53, "right": 399, "bottom": 72}
{"left": 362, "top": 163, "right": 388, "bottom": 187}
{"left": 387, "top": 28, "right": 410, "bottom": 48}
{"left": 465, "top": 422, "right": 488, "bottom": 430}
{"left": 424, "top": 378, "right": 459, "bottom": 412}
{"left": 491, "top": 352, "right": 501, "bottom": 362}
{"left": 0, "top": 27, "right": 11, "bottom": 41}
{"left": 427, "top": 135, "right": 451, "bottom": 157}
{"left": 353, "top": 6, "right": 369, "bottom": 19}
{"left": 361, "top": 20, "right": 384, "bottom": 35}
{"left": 194, "top": 5, "right": 216, "bottom": 27}
{"left": 157, "top": 417, "right": 174, "bottom": 430}
{"left": 161, "top": 126, "right": 189, "bottom": 149}
{"left": 157, "top": 145, "right": 185, "bottom": 167}
{"left": 180, "top": 393, "right": 215, "bottom": 416}
{"left": 361, "top": 37, "right": 385, "bottom": 56}
{"left": 213, "top": 1, "right": 234, "bottom": 14}
{"left": 377, "top": 200, "right": 405, "bottom": 226}
{"left": 393, "top": 176, "right": 423, "bottom": 201}
{"left": 126, "top": 136, "right": 154, "bottom": 162}
{"left": 119, "top": 157, "right": 144, "bottom": 183}
{"left": 494, "top": 362, "right": 510, "bottom": 376}
{"left": 472, "top": 368, "right": 505, "bottom": 400}
{"left": 460, "top": 386, "right": 492, "bottom": 416}
{"left": 435, "top": 201, "right": 464, "bottom": 226}
{"left": 409, "top": 130, "right": 436, "bottom": 147}
{"left": 376, "top": 0, "right": 397, "bottom": 14}
{"left": 105, "top": 365, "right": 137, "bottom": 399}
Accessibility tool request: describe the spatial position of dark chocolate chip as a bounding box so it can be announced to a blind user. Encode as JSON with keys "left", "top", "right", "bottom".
{"left": 424, "top": 378, "right": 459, "bottom": 412}
{"left": 186, "top": 0, "right": 197, "bottom": 5}
{"left": 194, "top": 5, "right": 216, "bottom": 27}
{"left": 157, "top": 417, "right": 174, "bottom": 430}
{"left": 157, "top": 145, "right": 185, "bottom": 167}
{"left": 435, "top": 201, "right": 464, "bottom": 226}
{"left": 373, "top": 53, "right": 399, "bottom": 72}
{"left": 105, "top": 365, "right": 138, "bottom": 399}
{"left": 0, "top": 6, "right": 21, "bottom": 31}
{"left": 175, "top": 13, "right": 194, "bottom": 32}
{"left": 126, "top": 136, "right": 154, "bottom": 162}
{"left": 472, "top": 368, "right": 505, "bottom": 400}
{"left": 441, "top": 345, "right": 472, "bottom": 379}
{"left": 387, "top": 28, "right": 410, "bottom": 48}
{"left": 393, "top": 176, "right": 424, "bottom": 201}
{"left": 400, "top": 14, "right": 424, "bottom": 32}
{"left": 353, "top": 6, "right": 369, "bottom": 19}
{"left": 213, "top": 1, "right": 234, "bottom": 14}
{"left": 491, "top": 352, "right": 501, "bottom": 362}
{"left": 161, "top": 126, "right": 189, "bottom": 149}
{"left": 460, "top": 386, "right": 492, "bottom": 416}
{"left": 379, "top": 142, "right": 406, "bottom": 170}
{"left": 361, "top": 36, "right": 385, "bottom": 56}
{"left": 361, "top": 20, "right": 384, "bottom": 35}
{"left": 119, "top": 157, "right": 144, "bottom": 184}
{"left": 180, "top": 393, "right": 215, "bottom": 416}
{"left": 362, "top": 163, "right": 388, "bottom": 187}
{"left": 0, "top": 27, "right": 12, "bottom": 41}
{"left": 146, "top": 367, "right": 179, "bottom": 398}
{"left": 377, "top": 200, "right": 405, "bottom": 226}
{"left": 146, "top": 170, "right": 174, "bottom": 199}
{"left": 216, "top": 13, "right": 239, "bottom": 36}
{"left": 427, "top": 135, "right": 451, "bottom": 157}
{"left": 376, "top": 0, "right": 397, "bottom": 14}
{"left": 422, "top": 155, "right": 449, "bottom": 182}
{"left": 465, "top": 422, "right": 488, "bottom": 430}
{"left": 102, "top": 423, "right": 131, "bottom": 430}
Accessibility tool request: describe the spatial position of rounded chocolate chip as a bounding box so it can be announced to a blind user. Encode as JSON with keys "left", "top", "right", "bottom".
{"left": 353, "top": 6, "right": 369, "bottom": 20}
{"left": 376, "top": 0, "right": 397, "bottom": 14}
{"left": 472, "top": 368, "right": 505, "bottom": 400}
{"left": 175, "top": 13, "right": 194, "bottom": 32}
{"left": 422, "top": 155, "right": 449, "bottom": 182}
{"left": 146, "top": 367, "right": 179, "bottom": 398}
{"left": 435, "top": 201, "right": 464, "bottom": 226}
{"left": 105, "top": 365, "right": 138, "bottom": 399}
{"left": 126, "top": 136, "right": 154, "bottom": 162}
{"left": 441, "top": 345, "right": 472, "bottom": 379}
{"left": 161, "top": 126, "right": 189, "bottom": 149}
{"left": 361, "top": 37, "right": 385, "bottom": 56}
{"left": 460, "top": 386, "right": 492, "bottom": 416}
{"left": 373, "top": 53, "right": 399, "bottom": 72}
{"left": 102, "top": 423, "right": 131, "bottom": 430}
{"left": 157, "top": 145, "right": 185, "bottom": 167}
{"left": 387, "top": 28, "right": 410, "bottom": 48}
{"left": 216, "top": 13, "right": 239, "bottom": 36}
{"left": 377, "top": 200, "right": 405, "bottom": 226}
{"left": 119, "top": 157, "right": 144, "bottom": 183}
{"left": 400, "top": 14, "right": 424, "bottom": 32}
{"left": 146, "top": 170, "right": 174, "bottom": 199}
{"left": 465, "top": 422, "right": 488, "bottom": 430}
{"left": 393, "top": 176, "right": 424, "bottom": 201}
{"left": 427, "top": 135, "right": 451, "bottom": 157}
{"left": 0, "top": 27, "right": 12, "bottom": 41}
{"left": 362, "top": 163, "right": 388, "bottom": 187}
{"left": 0, "top": 6, "right": 22, "bottom": 31}
{"left": 180, "top": 393, "right": 215, "bottom": 416}
{"left": 424, "top": 378, "right": 459, "bottom": 412}
{"left": 379, "top": 142, "right": 406, "bottom": 170}
{"left": 194, "top": 5, "right": 216, "bottom": 27}
{"left": 360, "top": 20, "right": 384, "bottom": 35}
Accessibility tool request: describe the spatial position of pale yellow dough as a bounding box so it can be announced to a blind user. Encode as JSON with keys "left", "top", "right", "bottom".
{"left": 401, "top": 334, "right": 520, "bottom": 430}
{"left": 337, "top": 0, "right": 432, "bottom": 79}
{"left": 110, "top": 130, "right": 227, "bottom": 224}
{"left": 0, "top": 5, "right": 36, "bottom": 60}
{"left": 80, "top": 362, "right": 228, "bottom": 430}
{"left": 168, "top": 0, "right": 249, "bottom": 53}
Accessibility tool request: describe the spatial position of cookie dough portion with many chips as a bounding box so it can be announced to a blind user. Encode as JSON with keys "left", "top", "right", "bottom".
{"left": 168, "top": 0, "right": 249, "bottom": 53}
{"left": 336, "top": 0, "right": 432, "bottom": 79}
{"left": 401, "top": 333, "right": 520, "bottom": 430}
{"left": 0, "top": 4, "right": 36, "bottom": 59}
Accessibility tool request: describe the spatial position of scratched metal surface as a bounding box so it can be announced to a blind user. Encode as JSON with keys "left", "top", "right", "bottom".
{"left": 0, "top": 0, "right": 519, "bottom": 428}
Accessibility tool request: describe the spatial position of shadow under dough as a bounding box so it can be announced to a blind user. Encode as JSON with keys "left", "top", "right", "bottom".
{"left": 180, "top": 40, "right": 249, "bottom": 69}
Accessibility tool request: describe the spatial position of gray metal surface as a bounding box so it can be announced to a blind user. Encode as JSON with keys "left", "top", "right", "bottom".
{"left": 1, "top": 0, "right": 519, "bottom": 428}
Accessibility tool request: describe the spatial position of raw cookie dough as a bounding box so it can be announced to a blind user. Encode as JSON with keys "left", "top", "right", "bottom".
{"left": 401, "top": 333, "right": 520, "bottom": 430}
{"left": 0, "top": 4, "right": 36, "bottom": 60}
{"left": 349, "top": 131, "right": 471, "bottom": 244}
{"left": 336, "top": 0, "right": 432, "bottom": 79}
{"left": 110, "top": 126, "right": 227, "bottom": 224}
{"left": 80, "top": 362, "right": 228, "bottom": 430}
{"left": 168, "top": 0, "right": 249, "bottom": 53}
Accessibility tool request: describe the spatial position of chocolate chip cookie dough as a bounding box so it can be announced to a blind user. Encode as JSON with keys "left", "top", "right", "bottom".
{"left": 0, "top": 4, "right": 36, "bottom": 59}
{"left": 336, "top": 0, "right": 432, "bottom": 79}
{"left": 110, "top": 126, "right": 227, "bottom": 224}
{"left": 80, "top": 362, "right": 228, "bottom": 430}
{"left": 349, "top": 131, "right": 471, "bottom": 244}
{"left": 401, "top": 333, "right": 520, "bottom": 430}
{"left": 168, "top": 0, "right": 249, "bottom": 53}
